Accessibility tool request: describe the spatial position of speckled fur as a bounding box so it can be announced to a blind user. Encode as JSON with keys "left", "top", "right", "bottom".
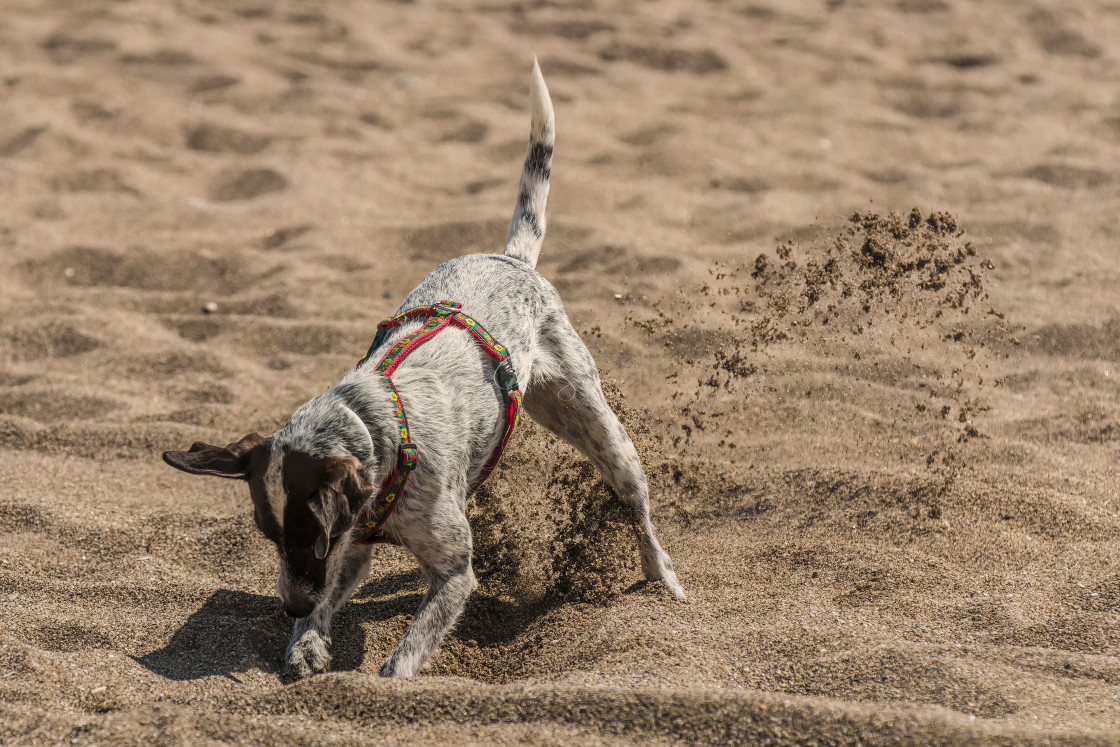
{"left": 163, "top": 60, "right": 683, "bottom": 680}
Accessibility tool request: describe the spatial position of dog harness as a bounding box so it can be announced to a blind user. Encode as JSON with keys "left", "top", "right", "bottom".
{"left": 353, "top": 301, "right": 522, "bottom": 544}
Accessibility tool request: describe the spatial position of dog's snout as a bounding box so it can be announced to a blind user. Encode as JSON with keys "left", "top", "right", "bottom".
{"left": 284, "top": 600, "right": 315, "bottom": 619}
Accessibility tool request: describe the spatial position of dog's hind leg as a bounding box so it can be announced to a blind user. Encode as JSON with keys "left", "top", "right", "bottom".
{"left": 524, "top": 315, "right": 685, "bottom": 600}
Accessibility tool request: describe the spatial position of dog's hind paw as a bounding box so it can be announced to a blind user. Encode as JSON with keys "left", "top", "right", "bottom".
{"left": 642, "top": 548, "right": 687, "bottom": 601}
{"left": 284, "top": 630, "right": 332, "bottom": 678}
{"left": 659, "top": 568, "right": 687, "bottom": 601}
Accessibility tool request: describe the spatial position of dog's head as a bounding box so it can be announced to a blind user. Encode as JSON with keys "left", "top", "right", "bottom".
{"left": 162, "top": 432, "right": 374, "bottom": 617}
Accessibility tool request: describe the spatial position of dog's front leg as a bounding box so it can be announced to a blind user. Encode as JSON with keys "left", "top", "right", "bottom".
{"left": 380, "top": 569, "right": 474, "bottom": 677}
{"left": 381, "top": 511, "right": 476, "bottom": 678}
{"left": 330, "top": 542, "right": 374, "bottom": 614}
{"left": 285, "top": 604, "right": 333, "bottom": 678}
{"left": 283, "top": 543, "right": 372, "bottom": 677}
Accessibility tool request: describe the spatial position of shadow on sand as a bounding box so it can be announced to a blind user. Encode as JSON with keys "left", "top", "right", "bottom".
{"left": 135, "top": 570, "right": 571, "bottom": 680}
{"left": 133, "top": 588, "right": 289, "bottom": 681}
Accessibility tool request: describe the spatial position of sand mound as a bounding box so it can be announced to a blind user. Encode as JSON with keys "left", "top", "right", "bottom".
{"left": 470, "top": 382, "right": 647, "bottom": 607}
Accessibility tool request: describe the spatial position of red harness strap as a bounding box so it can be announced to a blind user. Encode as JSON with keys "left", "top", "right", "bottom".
{"left": 354, "top": 301, "right": 523, "bottom": 544}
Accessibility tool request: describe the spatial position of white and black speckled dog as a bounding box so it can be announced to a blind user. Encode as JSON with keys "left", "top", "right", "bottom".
{"left": 162, "top": 60, "right": 684, "bottom": 679}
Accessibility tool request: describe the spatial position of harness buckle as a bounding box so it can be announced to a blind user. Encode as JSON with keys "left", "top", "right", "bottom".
{"left": 493, "top": 357, "right": 519, "bottom": 399}
{"left": 399, "top": 442, "right": 418, "bottom": 471}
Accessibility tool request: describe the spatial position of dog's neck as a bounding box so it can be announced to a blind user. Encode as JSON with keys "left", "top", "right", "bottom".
{"left": 325, "top": 381, "right": 399, "bottom": 485}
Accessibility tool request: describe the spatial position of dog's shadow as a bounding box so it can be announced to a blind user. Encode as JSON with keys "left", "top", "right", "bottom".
{"left": 133, "top": 588, "right": 289, "bottom": 681}
{"left": 135, "top": 572, "right": 560, "bottom": 680}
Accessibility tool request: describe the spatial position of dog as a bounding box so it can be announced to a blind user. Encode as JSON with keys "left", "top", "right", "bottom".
{"left": 162, "top": 60, "right": 685, "bottom": 679}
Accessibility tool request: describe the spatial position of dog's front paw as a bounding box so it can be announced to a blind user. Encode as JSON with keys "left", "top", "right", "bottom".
{"left": 285, "top": 630, "right": 332, "bottom": 678}
{"left": 379, "top": 653, "right": 418, "bottom": 678}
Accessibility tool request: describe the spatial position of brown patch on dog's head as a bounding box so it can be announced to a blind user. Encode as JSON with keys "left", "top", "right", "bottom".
{"left": 273, "top": 453, "right": 374, "bottom": 617}
{"left": 164, "top": 435, "right": 375, "bottom": 615}
{"left": 280, "top": 453, "right": 374, "bottom": 559}
{"left": 164, "top": 436, "right": 373, "bottom": 554}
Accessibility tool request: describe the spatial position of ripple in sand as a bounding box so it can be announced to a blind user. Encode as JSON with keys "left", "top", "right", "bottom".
{"left": 29, "top": 246, "right": 262, "bottom": 294}
{"left": 50, "top": 169, "right": 137, "bottom": 194}
{"left": 186, "top": 123, "right": 272, "bottom": 155}
{"left": 41, "top": 33, "right": 116, "bottom": 64}
{"left": 598, "top": 43, "right": 728, "bottom": 74}
{"left": 1022, "top": 164, "right": 1113, "bottom": 190}
{"left": 2, "top": 320, "right": 102, "bottom": 361}
{"left": 208, "top": 168, "right": 288, "bottom": 201}
{"left": 0, "top": 126, "right": 47, "bottom": 158}
{"left": 0, "top": 391, "right": 119, "bottom": 423}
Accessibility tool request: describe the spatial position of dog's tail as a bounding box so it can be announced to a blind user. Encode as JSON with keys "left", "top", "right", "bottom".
{"left": 503, "top": 58, "right": 554, "bottom": 269}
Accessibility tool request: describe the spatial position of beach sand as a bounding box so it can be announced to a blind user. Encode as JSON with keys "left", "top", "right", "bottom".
{"left": 1, "top": 0, "right": 1119, "bottom": 743}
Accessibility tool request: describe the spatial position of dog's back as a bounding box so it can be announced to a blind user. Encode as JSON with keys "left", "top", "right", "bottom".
{"left": 348, "top": 57, "right": 562, "bottom": 424}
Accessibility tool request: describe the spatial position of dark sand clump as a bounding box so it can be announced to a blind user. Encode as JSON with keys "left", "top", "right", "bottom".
{"left": 471, "top": 382, "right": 646, "bottom": 606}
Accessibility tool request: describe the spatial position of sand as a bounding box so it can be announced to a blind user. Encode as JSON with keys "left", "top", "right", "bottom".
{"left": 2, "top": 0, "right": 1120, "bottom": 743}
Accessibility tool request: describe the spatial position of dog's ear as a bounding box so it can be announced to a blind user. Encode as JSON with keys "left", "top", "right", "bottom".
{"left": 306, "top": 456, "right": 374, "bottom": 559}
{"left": 162, "top": 432, "right": 265, "bottom": 479}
